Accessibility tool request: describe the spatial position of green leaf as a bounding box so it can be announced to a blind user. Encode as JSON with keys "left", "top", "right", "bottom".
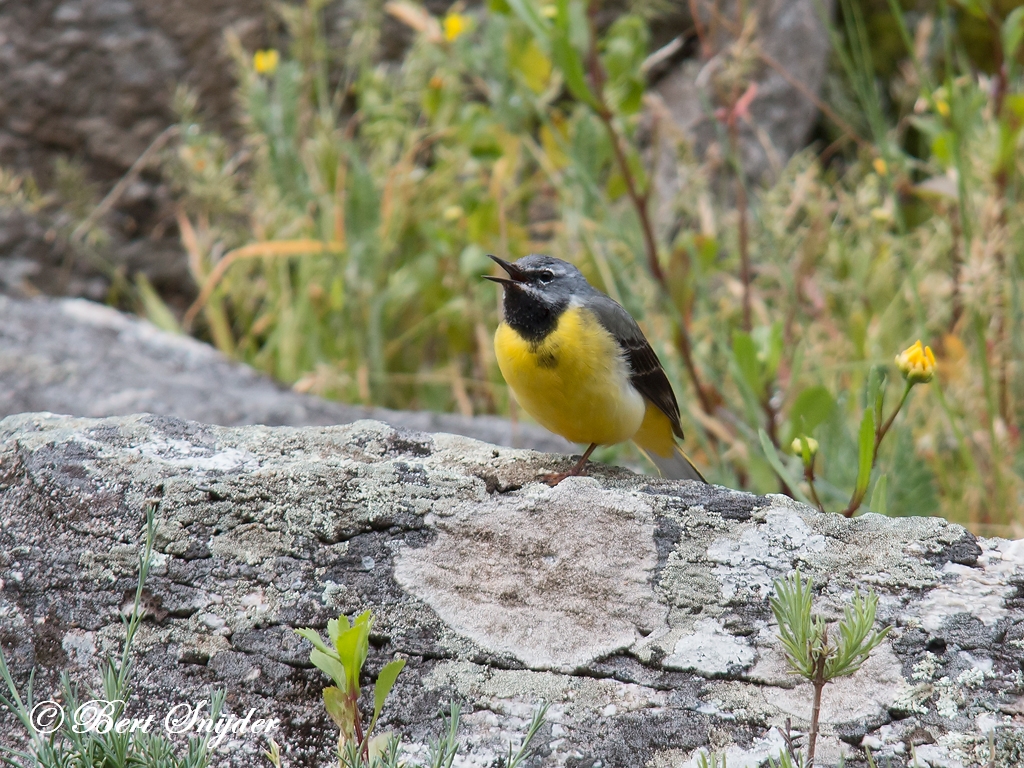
{"left": 323, "top": 685, "right": 348, "bottom": 728}
{"left": 550, "top": 13, "right": 599, "bottom": 110}
{"left": 759, "top": 429, "right": 812, "bottom": 506}
{"left": 508, "top": 36, "right": 552, "bottom": 93}
{"left": 310, "top": 648, "right": 348, "bottom": 688}
{"left": 869, "top": 474, "right": 888, "bottom": 516}
{"left": 367, "top": 732, "right": 396, "bottom": 761}
{"left": 563, "top": 0, "right": 590, "bottom": 54}
{"left": 1005, "top": 94, "right": 1024, "bottom": 119}
{"left": 370, "top": 659, "right": 406, "bottom": 731}
{"left": 732, "top": 330, "right": 763, "bottom": 400}
{"left": 136, "top": 274, "right": 182, "bottom": 334}
{"left": 752, "top": 322, "right": 784, "bottom": 382}
{"left": 334, "top": 620, "right": 370, "bottom": 693}
{"left": 957, "top": 0, "right": 990, "bottom": 19}
{"left": 506, "top": 0, "right": 551, "bottom": 51}
{"left": 826, "top": 590, "right": 890, "bottom": 679}
{"left": 1003, "top": 6, "right": 1024, "bottom": 64}
{"left": 605, "top": 170, "right": 627, "bottom": 199}
{"left": 868, "top": 365, "right": 886, "bottom": 429}
{"left": 930, "top": 130, "right": 954, "bottom": 166}
{"left": 295, "top": 627, "right": 333, "bottom": 658}
{"left": 787, "top": 385, "right": 836, "bottom": 443}
{"left": 888, "top": 429, "right": 939, "bottom": 518}
{"left": 327, "top": 618, "right": 342, "bottom": 647}
{"left": 854, "top": 406, "right": 876, "bottom": 498}
{"left": 770, "top": 570, "right": 816, "bottom": 679}
{"left": 695, "top": 235, "right": 719, "bottom": 270}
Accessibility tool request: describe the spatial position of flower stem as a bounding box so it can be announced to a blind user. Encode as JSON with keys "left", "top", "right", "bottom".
{"left": 843, "top": 381, "right": 914, "bottom": 517}
{"left": 808, "top": 658, "right": 826, "bottom": 766}
{"left": 805, "top": 462, "right": 824, "bottom": 513}
{"left": 874, "top": 382, "right": 913, "bottom": 466}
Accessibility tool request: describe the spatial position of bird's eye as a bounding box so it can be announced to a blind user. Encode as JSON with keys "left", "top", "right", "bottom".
{"left": 537, "top": 270, "right": 555, "bottom": 283}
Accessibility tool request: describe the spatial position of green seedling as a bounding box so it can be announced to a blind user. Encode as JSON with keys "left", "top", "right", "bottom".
{"left": 295, "top": 612, "right": 405, "bottom": 765}
{"left": 770, "top": 570, "right": 890, "bottom": 766}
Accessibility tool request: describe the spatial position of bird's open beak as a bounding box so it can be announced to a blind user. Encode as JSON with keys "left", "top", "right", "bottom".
{"left": 483, "top": 254, "right": 528, "bottom": 285}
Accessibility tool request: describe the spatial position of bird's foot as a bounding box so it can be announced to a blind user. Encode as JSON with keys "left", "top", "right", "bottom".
{"left": 540, "top": 466, "right": 589, "bottom": 483}
{"left": 541, "top": 468, "right": 586, "bottom": 487}
{"left": 541, "top": 443, "right": 598, "bottom": 486}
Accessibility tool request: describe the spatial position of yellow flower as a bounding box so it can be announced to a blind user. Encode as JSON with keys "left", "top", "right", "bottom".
{"left": 540, "top": 4, "right": 557, "bottom": 17}
{"left": 443, "top": 13, "right": 468, "bottom": 41}
{"left": 442, "top": 205, "right": 463, "bottom": 221}
{"left": 253, "top": 49, "right": 279, "bottom": 76}
{"left": 895, "top": 340, "right": 936, "bottom": 384}
{"left": 791, "top": 436, "right": 819, "bottom": 457}
{"left": 935, "top": 99, "right": 950, "bottom": 118}
{"left": 873, "top": 157, "right": 888, "bottom": 176}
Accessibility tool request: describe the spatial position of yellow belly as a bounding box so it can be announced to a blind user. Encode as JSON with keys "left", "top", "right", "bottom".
{"left": 494, "top": 305, "right": 645, "bottom": 446}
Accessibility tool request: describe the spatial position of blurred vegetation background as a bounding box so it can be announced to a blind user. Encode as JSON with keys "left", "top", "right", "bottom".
{"left": 14, "top": 0, "right": 1024, "bottom": 534}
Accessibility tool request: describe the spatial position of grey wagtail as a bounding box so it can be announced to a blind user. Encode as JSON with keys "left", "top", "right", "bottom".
{"left": 485, "top": 253, "right": 707, "bottom": 486}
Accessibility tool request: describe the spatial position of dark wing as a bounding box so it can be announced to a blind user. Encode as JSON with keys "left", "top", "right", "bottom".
{"left": 586, "top": 294, "right": 685, "bottom": 439}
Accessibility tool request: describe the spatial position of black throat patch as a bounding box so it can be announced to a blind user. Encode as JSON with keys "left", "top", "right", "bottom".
{"left": 502, "top": 285, "right": 568, "bottom": 344}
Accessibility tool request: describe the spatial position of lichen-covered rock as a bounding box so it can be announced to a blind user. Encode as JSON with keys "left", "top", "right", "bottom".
{"left": 0, "top": 413, "right": 1022, "bottom": 767}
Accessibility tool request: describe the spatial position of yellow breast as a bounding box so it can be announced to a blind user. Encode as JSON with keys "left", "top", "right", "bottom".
{"left": 494, "top": 305, "right": 645, "bottom": 446}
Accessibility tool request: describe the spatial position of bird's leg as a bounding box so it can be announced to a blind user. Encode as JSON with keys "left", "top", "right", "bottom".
{"left": 543, "top": 443, "right": 599, "bottom": 486}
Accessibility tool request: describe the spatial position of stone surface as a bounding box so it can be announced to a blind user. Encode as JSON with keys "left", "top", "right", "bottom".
{"left": 1, "top": 413, "right": 1023, "bottom": 766}
{"left": 0, "top": 295, "right": 572, "bottom": 454}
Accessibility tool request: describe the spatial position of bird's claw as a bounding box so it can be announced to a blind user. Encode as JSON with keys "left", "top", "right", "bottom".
{"left": 540, "top": 468, "right": 586, "bottom": 486}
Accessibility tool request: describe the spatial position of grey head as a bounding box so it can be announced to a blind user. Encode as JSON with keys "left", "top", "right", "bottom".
{"left": 484, "top": 254, "right": 597, "bottom": 342}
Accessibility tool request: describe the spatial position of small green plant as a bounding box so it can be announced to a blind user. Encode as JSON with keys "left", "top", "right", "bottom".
{"left": 295, "top": 611, "right": 549, "bottom": 768}
{"left": 770, "top": 570, "right": 890, "bottom": 766}
{"left": 696, "top": 751, "right": 727, "bottom": 768}
{"left": 761, "top": 339, "right": 936, "bottom": 517}
{"left": 295, "top": 611, "right": 406, "bottom": 764}
{"left": 767, "top": 750, "right": 805, "bottom": 768}
{"left": 0, "top": 502, "right": 227, "bottom": 768}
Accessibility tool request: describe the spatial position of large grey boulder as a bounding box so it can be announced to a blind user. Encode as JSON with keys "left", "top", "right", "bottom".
{"left": 1, "top": 413, "right": 1022, "bottom": 766}
{"left": 0, "top": 295, "right": 572, "bottom": 453}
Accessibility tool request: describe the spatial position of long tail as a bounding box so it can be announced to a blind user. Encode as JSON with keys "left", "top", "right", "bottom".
{"left": 640, "top": 443, "right": 708, "bottom": 483}
{"left": 632, "top": 402, "right": 708, "bottom": 483}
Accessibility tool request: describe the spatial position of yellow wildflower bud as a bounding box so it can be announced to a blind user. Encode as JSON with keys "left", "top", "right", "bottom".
{"left": 540, "top": 4, "right": 557, "bottom": 17}
{"left": 935, "top": 100, "right": 950, "bottom": 118}
{"left": 443, "top": 205, "right": 463, "bottom": 221}
{"left": 791, "top": 436, "right": 819, "bottom": 457}
{"left": 873, "top": 158, "right": 888, "bottom": 176}
{"left": 895, "top": 340, "right": 936, "bottom": 384}
{"left": 253, "top": 49, "right": 279, "bottom": 76}
{"left": 443, "top": 12, "right": 468, "bottom": 41}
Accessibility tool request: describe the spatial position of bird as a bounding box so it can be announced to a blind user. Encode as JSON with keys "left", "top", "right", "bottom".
{"left": 484, "top": 253, "right": 707, "bottom": 486}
